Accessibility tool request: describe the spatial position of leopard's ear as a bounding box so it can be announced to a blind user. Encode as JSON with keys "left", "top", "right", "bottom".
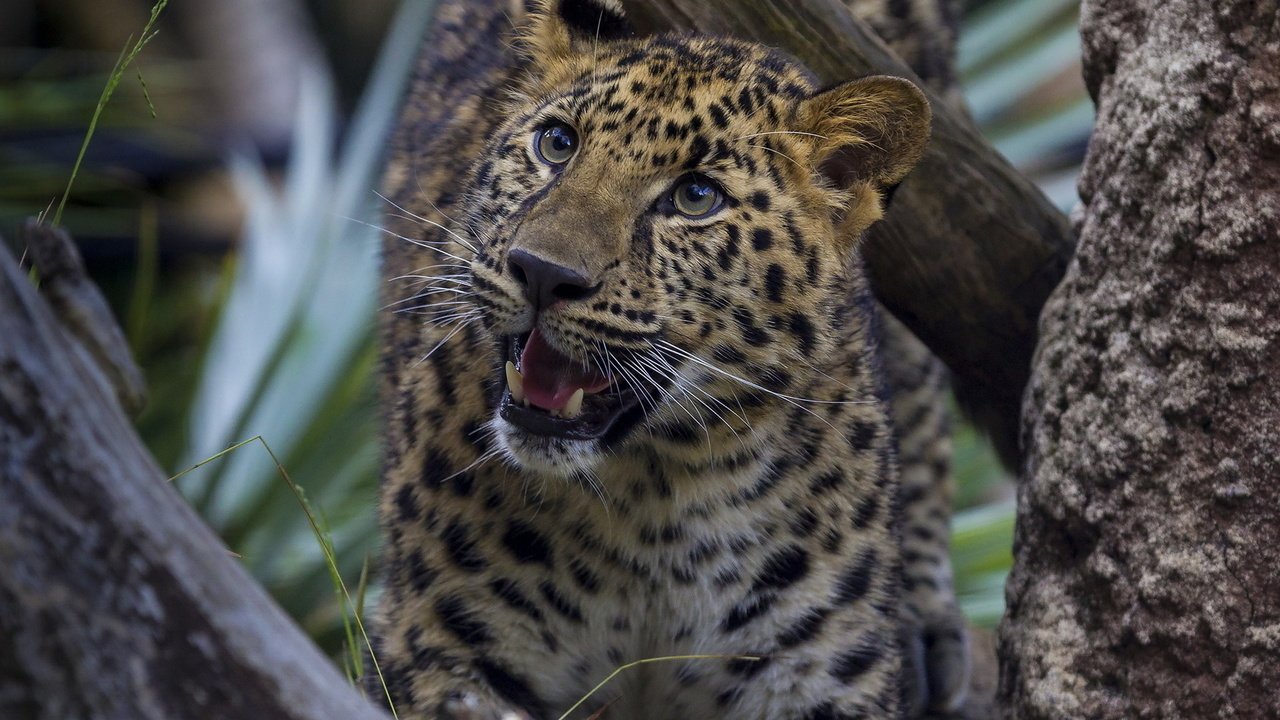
{"left": 524, "top": 0, "right": 633, "bottom": 64}
{"left": 798, "top": 75, "right": 931, "bottom": 193}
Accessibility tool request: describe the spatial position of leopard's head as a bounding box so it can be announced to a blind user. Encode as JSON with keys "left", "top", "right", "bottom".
{"left": 465, "top": 0, "right": 931, "bottom": 476}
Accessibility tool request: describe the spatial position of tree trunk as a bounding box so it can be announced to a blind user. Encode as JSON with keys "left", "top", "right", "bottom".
{"left": 0, "top": 223, "right": 386, "bottom": 720}
{"left": 1000, "top": 1, "right": 1280, "bottom": 717}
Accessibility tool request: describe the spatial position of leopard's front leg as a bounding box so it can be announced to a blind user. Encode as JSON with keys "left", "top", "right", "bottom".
{"left": 439, "top": 691, "right": 536, "bottom": 720}
{"left": 367, "top": 588, "right": 547, "bottom": 720}
{"left": 366, "top": 488, "right": 557, "bottom": 720}
{"left": 878, "top": 315, "right": 972, "bottom": 715}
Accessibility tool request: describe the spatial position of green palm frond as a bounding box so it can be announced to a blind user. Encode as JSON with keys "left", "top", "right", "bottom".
{"left": 173, "top": 0, "right": 435, "bottom": 654}
{"left": 947, "top": 0, "right": 1087, "bottom": 625}
{"left": 962, "top": 0, "right": 1089, "bottom": 211}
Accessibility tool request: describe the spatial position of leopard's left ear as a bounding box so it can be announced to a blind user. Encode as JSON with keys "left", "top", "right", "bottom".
{"left": 524, "top": 0, "right": 633, "bottom": 64}
{"left": 798, "top": 75, "right": 931, "bottom": 193}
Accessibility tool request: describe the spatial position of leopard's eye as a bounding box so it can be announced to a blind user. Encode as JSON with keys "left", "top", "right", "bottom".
{"left": 534, "top": 123, "right": 579, "bottom": 166}
{"left": 671, "top": 175, "right": 724, "bottom": 218}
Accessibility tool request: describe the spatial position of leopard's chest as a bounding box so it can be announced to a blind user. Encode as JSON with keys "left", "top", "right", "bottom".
{"left": 501, "top": 455, "right": 872, "bottom": 719}
{"left": 515, "top": 541, "right": 767, "bottom": 719}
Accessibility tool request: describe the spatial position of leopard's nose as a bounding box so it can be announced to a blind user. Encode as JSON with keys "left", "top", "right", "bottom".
{"left": 507, "top": 249, "right": 601, "bottom": 311}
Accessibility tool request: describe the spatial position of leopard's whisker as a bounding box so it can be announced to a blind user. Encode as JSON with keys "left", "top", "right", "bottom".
{"left": 746, "top": 143, "right": 803, "bottom": 169}
{"left": 573, "top": 465, "right": 610, "bottom": 512}
{"left": 438, "top": 447, "right": 504, "bottom": 487}
{"left": 396, "top": 299, "right": 477, "bottom": 313}
{"left": 391, "top": 273, "right": 473, "bottom": 283}
{"left": 597, "top": 341, "right": 658, "bottom": 446}
{"left": 791, "top": 352, "right": 863, "bottom": 397}
{"left": 419, "top": 309, "right": 483, "bottom": 325}
{"left": 622, "top": 355, "right": 709, "bottom": 443}
{"left": 348, "top": 217, "right": 476, "bottom": 263}
{"left": 412, "top": 319, "right": 474, "bottom": 368}
{"left": 654, "top": 341, "right": 845, "bottom": 434}
{"left": 733, "top": 130, "right": 829, "bottom": 142}
{"left": 383, "top": 288, "right": 474, "bottom": 311}
{"left": 414, "top": 181, "right": 484, "bottom": 240}
{"left": 655, "top": 340, "right": 869, "bottom": 406}
{"left": 644, "top": 350, "right": 758, "bottom": 451}
{"left": 644, "top": 351, "right": 753, "bottom": 444}
{"left": 635, "top": 353, "right": 731, "bottom": 446}
{"left": 375, "top": 190, "right": 480, "bottom": 254}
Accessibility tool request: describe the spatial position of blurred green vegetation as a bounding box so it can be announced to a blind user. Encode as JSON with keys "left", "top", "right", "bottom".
{"left": 1, "top": 0, "right": 1087, "bottom": 661}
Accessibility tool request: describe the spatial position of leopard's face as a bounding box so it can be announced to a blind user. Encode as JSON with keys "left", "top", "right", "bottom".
{"left": 460, "top": 6, "right": 930, "bottom": 477}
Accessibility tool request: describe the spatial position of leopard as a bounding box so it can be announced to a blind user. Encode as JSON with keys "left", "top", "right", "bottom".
{"left": 371, "top": 0, "right": 972, "bottom": 718}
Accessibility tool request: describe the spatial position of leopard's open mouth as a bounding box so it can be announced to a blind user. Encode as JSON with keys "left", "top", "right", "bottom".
{"left": 498, "top": 328, "right": 651, "bottom": 443}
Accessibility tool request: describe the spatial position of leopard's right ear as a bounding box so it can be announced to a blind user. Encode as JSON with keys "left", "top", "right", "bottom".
{"left": 523, "top": 0, "right": 633, "bottom": 65}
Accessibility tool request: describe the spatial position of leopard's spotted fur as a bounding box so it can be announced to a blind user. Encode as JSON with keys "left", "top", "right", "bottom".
{"left": 373, "top": 1, "right": 968, "bottom": 718}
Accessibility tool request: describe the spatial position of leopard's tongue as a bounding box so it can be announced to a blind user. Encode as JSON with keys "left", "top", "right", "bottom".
{"left": 519, "top": 327, "right": 612, "bottom": 411}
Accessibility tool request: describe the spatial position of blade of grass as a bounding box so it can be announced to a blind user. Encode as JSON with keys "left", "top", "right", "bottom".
{"left": 169, "top": 436, "right": 398, "bottom": 718}
{"left": 168, "top": 435, "right": 264, "bottom": 484}
{"left": 347, "top": 555, "right": 372, "bottom": 682}
{"left": 557, "top": 655, "right": 762, "bottom": 720}
{"left": 267, "top": 438, "right": 398, "bottom": 718}
{"left": 52, "top": 0, "right": 170, "bottom": 227}
{"left": 177, "top": 0, "right": 434, "bottom": 656}
{"left": 309, "top": 500, "right": 362, "bottom": 688}
{"left": 126, "top": 201, "right": 159, "bottom": 350}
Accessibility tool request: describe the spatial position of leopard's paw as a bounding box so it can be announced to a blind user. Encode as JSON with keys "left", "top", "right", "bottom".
{"left": 439, "top": 691, "right": 536, "bottom": 720}
{"left": 901, "top": 603, "right": 971, "bottom": 717}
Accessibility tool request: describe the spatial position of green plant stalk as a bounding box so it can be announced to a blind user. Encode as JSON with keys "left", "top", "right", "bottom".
{"left": 306, "top": 501, "right": 361, "bottom": 691}
{"left": 348, "top": 555, "right": 372, "bottom": 682}
{"left": 557, "top": 655, "right": 762, "bottom": 720}
{"left": 215, "top": 342, "right": 376, "bottom": 549}
{"left": 52, "top": 0, "right": 169, "bottom": 227}
{"left": 168, "top": 435, "right": 263, "bottom": 484}
{"left": 126, "top": 202, "right": 159, "bottom": 350}
{"left": 272, "top": 442, "right": 398, "bottom": 718}
{"left": 169, "top": 436, "right": 397, "bottom": 716}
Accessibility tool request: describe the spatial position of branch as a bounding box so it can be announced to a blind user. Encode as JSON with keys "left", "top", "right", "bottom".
{"left": 18, "top": 219, "right": 147, "bottom": 415}
{"left": 0, "top": 225, "right": 386, "bottom": 720}
{"left": 622, "top": 0, "right": 1075, "bottom": 466}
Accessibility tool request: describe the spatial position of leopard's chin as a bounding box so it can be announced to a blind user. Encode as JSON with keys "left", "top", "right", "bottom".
{"left": 491, "top": 417, "right": 606, "bottom": 479}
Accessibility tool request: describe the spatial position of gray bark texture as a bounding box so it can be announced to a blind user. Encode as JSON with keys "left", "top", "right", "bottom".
{"left": 1001, "top": 1, "right": 1280, "bottom": 718}
{"left": 0, "top": 223, "right": 386, "bottom": 720}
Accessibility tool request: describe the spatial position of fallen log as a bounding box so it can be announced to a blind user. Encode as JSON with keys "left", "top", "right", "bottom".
{"left": 0, "top": 222, "right": 387, "bottom": 720}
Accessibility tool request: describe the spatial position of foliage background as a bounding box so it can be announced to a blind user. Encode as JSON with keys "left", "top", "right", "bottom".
{"left": 0, "top": 0, "right": 1087, "bottom": 660}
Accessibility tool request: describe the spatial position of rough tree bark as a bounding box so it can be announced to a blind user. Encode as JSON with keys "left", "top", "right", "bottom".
{"left": 1001, "top": 1, "right": 1280, "bottom": 717}
{"left": 0, "top": 223, "right": 387, "bottom": 720}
